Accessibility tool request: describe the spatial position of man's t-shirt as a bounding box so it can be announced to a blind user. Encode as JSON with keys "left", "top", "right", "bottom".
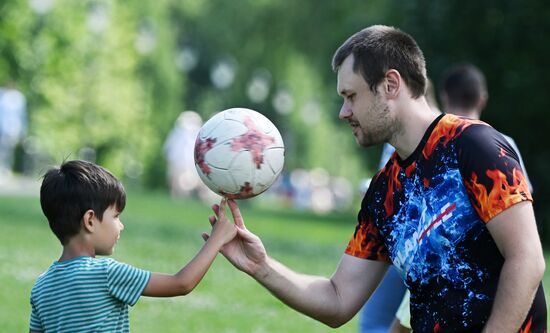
{"left": 346, "top": 114, "right": 546, "bottom": 332}
{"left": 30, "top": 256, "right": 151, "bottom": 333}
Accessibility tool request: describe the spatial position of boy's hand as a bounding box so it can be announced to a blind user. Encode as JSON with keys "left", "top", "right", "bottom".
{"left": 203, "top": 199, "right": 267, "bottom": 277}
{"left": 207, "top": 198, "right": 238, "bottom": 246}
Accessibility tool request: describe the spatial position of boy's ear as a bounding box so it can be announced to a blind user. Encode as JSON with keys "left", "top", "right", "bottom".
{"left": 82, "top": 209, "right": 96, "bottom": 233}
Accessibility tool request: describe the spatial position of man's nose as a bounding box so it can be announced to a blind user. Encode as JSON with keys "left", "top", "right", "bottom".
{"left": 339, "top": 103, "right": 352, "bottom": 120}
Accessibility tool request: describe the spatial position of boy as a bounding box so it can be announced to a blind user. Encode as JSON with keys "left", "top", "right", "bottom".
{"left": 30, "top": 160, "right": 236, "bottom": 332}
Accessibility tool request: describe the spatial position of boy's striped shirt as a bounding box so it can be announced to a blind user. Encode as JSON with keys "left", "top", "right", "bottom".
{"left": 30, "top": 256, "right": 150, "bottom": 332}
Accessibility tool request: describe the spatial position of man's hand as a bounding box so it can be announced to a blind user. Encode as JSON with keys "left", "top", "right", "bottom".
{"left": 202, "top": 199, "right": 267, "bottom": 277}
{"left": 203, "top": 199, "right": 388, "bottom": 327}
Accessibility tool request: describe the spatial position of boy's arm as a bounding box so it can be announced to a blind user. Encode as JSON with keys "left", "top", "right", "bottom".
{"left": 142, "top": 199, "right": 236, "bottom": 297}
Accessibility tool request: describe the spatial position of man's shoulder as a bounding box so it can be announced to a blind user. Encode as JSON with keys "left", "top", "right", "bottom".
{"left": 438, "top": 114, "right": 502, "bottom": 148}
{"left": 437, "top": 114, "right": 490, "bottom": 137}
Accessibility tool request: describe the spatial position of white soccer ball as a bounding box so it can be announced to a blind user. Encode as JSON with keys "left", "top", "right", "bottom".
{"left": 194, "top": 108, "right": 285, "bottom": 199}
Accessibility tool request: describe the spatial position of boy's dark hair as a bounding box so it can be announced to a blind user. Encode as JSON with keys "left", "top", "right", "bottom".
{"left": 439, "top": 63, "right": 487, "bottom": 110}
{"left": 332, "top": 25, "right": 427, "bottom": 98}
{"left": 40, "top": 160, "right": 126, "bottom": 245}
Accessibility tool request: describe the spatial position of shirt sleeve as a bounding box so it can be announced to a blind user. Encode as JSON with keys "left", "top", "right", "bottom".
{"left": 107, "top": 259, "right": 151, "bottom": 306}
{"left": 501, "top": 134, "right": 533, "bottom": 193}
{"left": 457, "top": 124, "right": 532, "bottom": 223}
{"left": 29, "top": 298, "right": 43, "bottom": 331}
{"left": 345, "top": 192, "right": 390, "bottom": 262}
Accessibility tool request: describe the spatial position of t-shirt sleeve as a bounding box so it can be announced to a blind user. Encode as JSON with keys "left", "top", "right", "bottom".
{"left": 502, "top": 134, "right": 533, "bottom": 193}
{"left": 345, "top": 192, "right": 390, "bottom": 262}
{"left": 107, "top": 260, "right": 151, "bottom": 306}
{"left": 457, "top": 124, "right": 532, "bottom": 223}
{"left": 29, "top": 299, "right": 43, "bottom": 331}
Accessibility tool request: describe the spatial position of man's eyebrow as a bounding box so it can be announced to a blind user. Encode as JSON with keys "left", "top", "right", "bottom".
{"left": 339, "top": 89, "right": 352, "bottom": 96}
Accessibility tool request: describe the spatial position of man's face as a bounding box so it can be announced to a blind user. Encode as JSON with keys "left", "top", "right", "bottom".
{"left": 336, "top": 55, "right": 393, "bottom": 147}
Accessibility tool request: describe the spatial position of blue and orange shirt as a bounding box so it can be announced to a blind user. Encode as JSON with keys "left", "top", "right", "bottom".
{"left": 346, "top": 114, "right": 546, "bottom": 332}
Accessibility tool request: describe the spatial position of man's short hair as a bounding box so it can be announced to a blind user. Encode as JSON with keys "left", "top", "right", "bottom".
{"left": 40, "top": 160, "right": 126, "bottom": 245}
{"left": 332, "top": 25, "right": 427, "bottom": 98}
{"left": 439, "top": 63, "right": 487, "bottom": 110}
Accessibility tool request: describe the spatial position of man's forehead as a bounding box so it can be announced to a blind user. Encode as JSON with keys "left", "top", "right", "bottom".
{"left": 338, "top": 54, "right": 355, "bottom": 76}
{"left": 337, "top": 56, "right": 360, "bottom": 94}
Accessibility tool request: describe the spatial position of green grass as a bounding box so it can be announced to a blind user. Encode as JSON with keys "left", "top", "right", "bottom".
{"left": 0, "top": 191, "right": 359, "bottom": 332}
{"left": 2, "top": 191, "right": 549, "bottom": 332}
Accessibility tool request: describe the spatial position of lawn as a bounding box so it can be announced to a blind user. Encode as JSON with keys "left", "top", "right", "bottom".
{"left": 1, "top": 190, "right": 549, "bottom": 332}
{"left": 1, "top": 190, "right": 359, "bottom": 332}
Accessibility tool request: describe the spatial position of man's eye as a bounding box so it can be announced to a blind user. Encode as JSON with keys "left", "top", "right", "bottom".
{"left": 348, "top": 94, "right": 355, "bottom": 102}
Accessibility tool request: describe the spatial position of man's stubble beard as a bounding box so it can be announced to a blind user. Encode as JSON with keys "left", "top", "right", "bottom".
{"left": 359, "top": 100, "right": 396, "bottom": 148}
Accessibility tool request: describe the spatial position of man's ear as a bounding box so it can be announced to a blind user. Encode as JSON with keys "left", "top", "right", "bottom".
{"left": 478, "top": 93, "right": 488, "bottom": 112}
{"left": 384, "top": 69, "right": 401, "bottom": 99}
{"left": 440, "top": 92, "right": 449, "bottom": 110}
{"left": 82, "top": 209, "right": 96, "bottom": 233}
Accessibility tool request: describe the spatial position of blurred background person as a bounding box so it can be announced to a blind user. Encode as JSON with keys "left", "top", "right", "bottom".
{"left": 0, "top": 81, "right": 27, "bottom": 181}
{"left": 439, "top": 63, "right": 533, "bottom": 191}
{"left": 164, "top": 111, "right": 203, "bottom": 197}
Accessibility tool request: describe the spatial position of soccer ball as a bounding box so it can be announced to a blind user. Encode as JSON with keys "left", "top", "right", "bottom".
{"left": 194, "top": 108, "right": 285, "bottom": 199}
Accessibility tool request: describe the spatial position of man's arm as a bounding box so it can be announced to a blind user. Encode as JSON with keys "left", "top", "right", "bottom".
{"left": 482, "top": 201, "right": 545, "bottom": 333}
{"left": 255, "top": 254, "right": 388, "bottom": 327}
{"left": 208, "top": 199, "right": 389, "bottom": 328}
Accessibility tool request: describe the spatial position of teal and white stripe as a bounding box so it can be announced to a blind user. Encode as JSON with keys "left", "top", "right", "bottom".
{"left": 30, "top": 256, "right": 150, "bottom": 332}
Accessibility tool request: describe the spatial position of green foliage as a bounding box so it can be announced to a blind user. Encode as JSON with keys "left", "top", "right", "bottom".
{"left": 1, "top": 0, "right": 549, "bottom": 239}
{"left": 0, "top": 0, "right": 183, "bottom": 184}
{"left": 0, "top": 0, "right": 393, "bottom": 190}
{"left": 167, "top": 0, "right": 392, "bottom": 185}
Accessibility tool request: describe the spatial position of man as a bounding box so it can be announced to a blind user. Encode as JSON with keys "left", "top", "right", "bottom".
{"left": 206, "top": 25, "right": 546, "bottom": 332}
{"left": 389, "top": 63, "right": 537, "bottom": 332}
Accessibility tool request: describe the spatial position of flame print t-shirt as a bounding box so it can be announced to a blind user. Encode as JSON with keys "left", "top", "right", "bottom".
{"left": 346, "top": 114, "right": 547, "bottom": 332}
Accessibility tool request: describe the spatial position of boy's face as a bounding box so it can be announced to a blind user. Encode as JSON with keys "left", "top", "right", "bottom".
{"left": 93, "top": 205, "right": 124, "bottom": 255}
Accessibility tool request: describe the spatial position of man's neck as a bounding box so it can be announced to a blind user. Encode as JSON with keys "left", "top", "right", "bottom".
{"left": 390, "top": 99, "right": 441, "bottom": 160}
{"left": 445, "top": 107, "right": 480, "bottom": 120}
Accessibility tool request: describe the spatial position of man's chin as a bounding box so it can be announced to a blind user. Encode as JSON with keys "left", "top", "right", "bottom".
{"left": 352, "top": 131, "right": 378, "bottom": 147}
{"left": 355, "top": 136, "right": 374, "bottom": 148}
